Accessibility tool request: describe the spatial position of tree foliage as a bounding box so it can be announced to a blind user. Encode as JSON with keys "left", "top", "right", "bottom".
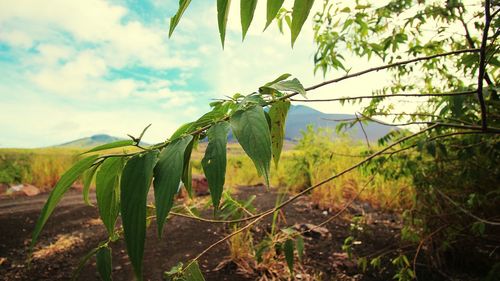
{"left": 30, "top": 0, "right": 500, "bottom": 280}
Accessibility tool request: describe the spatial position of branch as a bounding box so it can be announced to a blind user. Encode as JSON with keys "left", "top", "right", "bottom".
{"left": 290, "top": 90, "right": 477, "bottom": 102}
{"left": 477, "top": 0, "right": 493, "bottom": 130}
{"left": 435, "top": 188, "right": 500, "bottom": 226}
{"left": 299, "top": 48, "right": 480, "bottom": 93}
{"left": 183, "top": 125, "right": 441, "bottom": 269}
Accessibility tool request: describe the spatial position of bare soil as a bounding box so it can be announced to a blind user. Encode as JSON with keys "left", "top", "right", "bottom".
{"left": 0, "top": 186, "right": 403, "bottom": 281}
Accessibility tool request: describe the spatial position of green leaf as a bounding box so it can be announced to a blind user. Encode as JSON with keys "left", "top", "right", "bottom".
{"left": 269, "top": 100, "right": 290, "bottom": 166}
{"left": 184, "top": 261, "right": 206, "bottom": 281}
{"left": 295, "top": 235, "right": 304, "bottom": 262}
{"left": 71, "top": 247, "right": 100, "bottom": 281}
{"left": 96, "top": 247, "right": 113, "bottom": 281}
{"left": 265, "top": 0, "right": 285, "bottom": 29}
{"left": 120, "top": 151, "right": 158, "bottom": 281}
{"left": 96, "top": 157, "right": 124, "bottom": 235}
{"left": 182, "top": 137, "right": 198, "bottom": 197}
{"left": 201, "top": 122, "right": 230, "bottom": 209}
{"left": 31, "top": 155, "right": 98, "bottom": 251}
{"left": 262, "top": 78, "right": 307, "bottom": 98}
{"left": 291, "top": 0, "right": 315, "bottom": 47}
{"left": 230, "top": 106, "right": 272, "bottom": 187}
{"left": 170, "top": 122, "right": 195, "bottom": 140}
{"left": 169, "top": 0, "right": 192, "bottom": 37}
{"left": 217, "top": 0, "right": 232, "bottom": 48}
{"left": 83, "top": 140, "right": 134, "bottom": 154}
{"left": 264, "top": 73, "right": 292, "bottom": 86}
{"left": 241, "top": 0, "right": 258, "bottom": 40}
{"left": 284, "top": 239, "right": 295, "bottom": 274}
{"left": 153, "top": 136, "right": 193, "bottom": 237}
{"left": 82, "top": 164, "right": 99, "bottom": 206}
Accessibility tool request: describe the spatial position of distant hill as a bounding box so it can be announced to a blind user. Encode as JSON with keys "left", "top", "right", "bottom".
{"left": 56, "top": 134, "right": 124, "bottom": 148}
{"left": 228, "top": 105, "right": 396, "bottom": 142}
{"left": 283, "top": 105, "right": 395, "bottom": 141}
{"left": 55, "top": 106, "right": 395, "bottom": 148}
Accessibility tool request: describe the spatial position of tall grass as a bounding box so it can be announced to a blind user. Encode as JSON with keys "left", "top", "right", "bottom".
{"left": 0, "top": 148, "right": 80, "bottom": 191}
{"left": 1, "top": 130, "right": 413, "bottom": 210}
{"left": 194, "top": 127, "right": 413, "bottom": 211}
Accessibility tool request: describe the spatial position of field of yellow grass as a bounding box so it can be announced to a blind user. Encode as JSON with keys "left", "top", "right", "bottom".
{"left": 0, "top": 131, "right": 413, "bottom": 210}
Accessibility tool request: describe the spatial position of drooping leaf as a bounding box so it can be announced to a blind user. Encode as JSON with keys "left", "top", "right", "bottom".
{"left": 201, "top": 122, "right": 230, "bottom": 209}
{"left": 169, "top": 0, "right": 192, "bottom": 37}
{"left": 96, "top": 246, "right": 113, "bottom": 281}
{"left": 284, "top": 239, "right": 295, "bottom": 274}
{"left": 82, "top": 164, "right": 99, "bottom": 206}
{"left": 241, "top": 0, "right": 258, "bottom": 40}
{"left": 83, "top": 140, "right": 134, "bottom": 154}
{"left": 182, "top": 136, "right": 198, "bottom": 197}
{"left": 296, "top": 235, "right": 304, "bottom": 262}
{"left": 120, "top": 151, "right": 158, "bottom": 281}
{"left": 153, "top": 136, "right": 193, "bottom": 237}
{"left": 263, "top": 78, "right": 307, "bottom": 98}
{"left": 184, "top": 261, "right": 206, "bottom": 281}
{"left": 31, "top": 155, "right": 98, "bottom": 251}
{"left": 269, "top": 100, "right": 290, "bottom": 166}
{"left": 269, "top": 101, "right": 290, "bottom": 167}
{"left": 96, "top": 157, "right": 124, "bottom": 235}
{"left": 291, "top": 0, "right": 315, "bottom": 47}
{"left": 265, "top": 0, "right": 285, "bottom": 29}
{"left": 217, "top": 0, "right": 232, "bottom": 48}
{"left": 230, "top": 106, "right": 272, "bottom": 187}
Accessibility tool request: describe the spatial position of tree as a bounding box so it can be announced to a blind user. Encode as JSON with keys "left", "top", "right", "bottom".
{"left": 30, "top": 0, "right": 499, "bottom": 280}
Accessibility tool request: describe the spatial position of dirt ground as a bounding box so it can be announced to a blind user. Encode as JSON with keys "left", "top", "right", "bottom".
{"left": 0, "top": 185, "right": 404, "bottom": 281}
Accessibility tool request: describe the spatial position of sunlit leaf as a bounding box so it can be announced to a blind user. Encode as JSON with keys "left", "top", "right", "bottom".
{"left": 264, "top": 73, "right": 292, "bottom": 86}
{"left": 83, "top": 140, "right": 134, "bottom": 154}
{"left": 96, "top": 157, "right": 124, "bottom": 235}
{"left": 284, "top": 239, "right": 295, "bottom": 274}
{"left": 265, "top": 0, "right": 285, "bottom": 29}
{"left": 169, "top": 0, "right": 192, "bottom": 37}
{"left": 217, "top": 0, "right": 232, "bottom": 48}
{"left": 31, "top": 155, "right": 98, "bottom": 251}
{"left": 291, "top": 0, "right": 315, "bottom": 47}
{"left": 230, "top": 106, "right": 272, "bottom": 187}
{"left": 269, "top": 100, "right": 290, "bottom": 166}
{"left": 153, "top": 136, "right": 193, "bottom": 237}
{"left": 262, "top": 78, "right": 306, "bottom": 98}
{"left": 96, "top": 246, "right": 113, "bottom": 281}
{"left": 241, "top": 0, "right": 258, "bottom": 40}
{"left": 202, "top": 121, "right": 230, "bottom": 209}
{"left": 120, "top": 151, "right": 158, "bottom": 281}
{"left": 82, "top": 164, "right": 99, "bottom": 206}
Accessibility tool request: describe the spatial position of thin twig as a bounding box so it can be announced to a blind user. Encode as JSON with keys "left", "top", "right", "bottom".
{"left": 435, "top": 188, "right": 500, "bottom": 226}
{"left": 356, "top": 113, "right": 371, "bottom": 149}
{"left": 477, "top": 0, "right": 492, "bottom": 130}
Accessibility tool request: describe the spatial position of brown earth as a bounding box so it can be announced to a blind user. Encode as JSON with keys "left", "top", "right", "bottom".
{"left": 0, "top": 186, "right": 404, "bottom": 281}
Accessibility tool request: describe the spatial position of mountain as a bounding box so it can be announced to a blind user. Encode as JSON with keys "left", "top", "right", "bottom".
{"left": 227, "top": 105, "right": 395, "bottom": 142}
{"left": 56, "top": 134, "right": 124, "bottom": 148}
{"left": 283, "top": 105, "right": 395, "bottom": 141}
{"left": 55, "top": 106, "right": 395, "bottom": 148}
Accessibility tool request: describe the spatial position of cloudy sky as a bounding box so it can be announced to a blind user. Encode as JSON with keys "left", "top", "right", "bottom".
{"left": 0, "top": 0, "right": 390, "bottom": 148}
